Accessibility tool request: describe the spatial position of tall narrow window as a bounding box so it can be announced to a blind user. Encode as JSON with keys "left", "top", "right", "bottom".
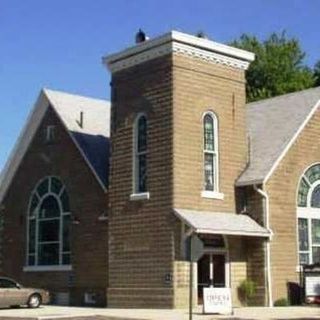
{"left": 27, "top": 177, "right": 71, "bottom": 266}
{"left": 203, "top": 113, "right": 218, "bottom": 192}
{"left": 134, "top": 114, "right": 147, "bottom": 193}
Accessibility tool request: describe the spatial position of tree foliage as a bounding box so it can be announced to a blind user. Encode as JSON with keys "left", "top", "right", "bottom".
{"left": 314, "top": 60, "right": 320, "bottom": 86}
{"left": 230, "top": 32, "right": 315, "bottom": 102}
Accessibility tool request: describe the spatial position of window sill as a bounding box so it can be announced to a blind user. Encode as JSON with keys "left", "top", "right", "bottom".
{"left": 130, "top": 192, "right": 150, "bottom": 201}
{"left": 23, "top": 265, "right": 72, "bottom": 272}
{"left": 201, "top": 190, "right": 224, "bottom": 200}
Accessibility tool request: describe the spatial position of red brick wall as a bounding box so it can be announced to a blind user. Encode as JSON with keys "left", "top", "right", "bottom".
{"left": 1, "top": 106, "right": 108, "bottom": 306}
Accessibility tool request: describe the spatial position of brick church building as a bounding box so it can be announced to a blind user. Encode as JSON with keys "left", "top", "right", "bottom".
{"left": 1, "top": 30, "right": 320, "bottom": 308}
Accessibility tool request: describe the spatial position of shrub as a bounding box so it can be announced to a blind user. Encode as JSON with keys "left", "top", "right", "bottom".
{"left": 274, "top": 298, "right": 290, "bottom": 306}
{"left": 239, "top": 279, "right": 256, "bottom": 306}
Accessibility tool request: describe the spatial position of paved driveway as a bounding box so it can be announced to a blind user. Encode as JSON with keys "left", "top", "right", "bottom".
{"left": 0, "top": 306, "right": 319, "bottom": 320}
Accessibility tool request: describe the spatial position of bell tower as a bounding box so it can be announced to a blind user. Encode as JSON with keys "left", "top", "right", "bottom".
{"left": 103, "top": 31, "right": 254, "bottom": 308}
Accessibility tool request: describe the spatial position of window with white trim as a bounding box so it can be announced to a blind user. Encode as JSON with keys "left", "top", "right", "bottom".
{"left": 297, "top": 164, "right": 320, "bottom": 265}
{"left": 134, "top": 114, "right": 147, "bottom": 193}
{"left": 27, "top": 177, "right": 71, "bottom": 266}
{"left": 203, "top": 112, "right": 219, "bottom": 192}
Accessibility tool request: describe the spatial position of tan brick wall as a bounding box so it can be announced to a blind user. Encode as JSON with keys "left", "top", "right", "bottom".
{"left": 172, "top": 54, "right": 247, "bottom": 212}
{"left": 266, "top": 108, "right": 320, "bottom": 303}
{"left": 1, "top": 107, "right": 108, "bottom": 306}
{"left": 171, "top": 53, "right": 250, "bottom": 307}
{"left": 245, "top": 186, "right": 267, "bottom": 305}
{"left": 108, "top": 49, "right": 256, "bottom": 308}
{"left": 108, "top": 56, "right": 175, "bottom": 308}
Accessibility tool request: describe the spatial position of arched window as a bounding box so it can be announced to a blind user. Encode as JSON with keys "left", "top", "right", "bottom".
{"left": 203, "top": 112, "right": 219, "bottom": 192}
{"left": 133, "top": 114, "right": 148, "bottom": 193}
{"left": 297, "top": 164, "right": 320, "bottom": 265}
{"left": 27, "top": 177, "right": 71, "bottom": 266}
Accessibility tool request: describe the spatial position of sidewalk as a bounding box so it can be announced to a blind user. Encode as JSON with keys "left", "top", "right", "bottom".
{"left": 0, "top": 306, "right": 319, "bottom": 320}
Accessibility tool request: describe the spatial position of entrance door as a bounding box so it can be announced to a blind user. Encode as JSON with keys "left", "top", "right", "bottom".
{"left": 197, "top": 253, "right": 226, "bottom": 304}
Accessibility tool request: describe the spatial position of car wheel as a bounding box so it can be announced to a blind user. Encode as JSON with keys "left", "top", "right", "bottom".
{"left": 27, "top": 294, "right": 42, "bottom": 308}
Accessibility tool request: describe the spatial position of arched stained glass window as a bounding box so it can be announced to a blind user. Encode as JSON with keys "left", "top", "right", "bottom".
{"left": 297, "top": 164, "right": 320, "bottom": 265}
{"left": 134, "top": 114, "right": 147, "bottom": 193}
{"left": 27, "top": 177, "right": 71, "bottom": 266}
{"left": 311, "top": 185, "right": 320, "bottom": 208}
{"left": 203, "top": 112, "right": 219, "bottom": 192}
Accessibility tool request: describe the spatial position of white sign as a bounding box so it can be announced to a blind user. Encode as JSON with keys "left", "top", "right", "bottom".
{"left": 203, "top": 288, "right": 232, "bottom": 315}
{"left": 305, "top": 276, "right": 320, "bottom": 296}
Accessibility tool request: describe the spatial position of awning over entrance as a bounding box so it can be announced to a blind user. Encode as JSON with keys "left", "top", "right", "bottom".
{"left": 174, "top": 208, "right": 271, "bottom": 238}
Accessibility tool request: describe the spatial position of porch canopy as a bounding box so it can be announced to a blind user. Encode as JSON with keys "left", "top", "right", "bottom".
{"left": 174, "top": 208, "right": 271, "bottom": 238}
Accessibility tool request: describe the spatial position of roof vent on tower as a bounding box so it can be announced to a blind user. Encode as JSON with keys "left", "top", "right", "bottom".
{"left": 196, "top": 31, "right": 208, "bottom": 39}
{"left": 135, "top": 29, "right": 148, "bottom": 43}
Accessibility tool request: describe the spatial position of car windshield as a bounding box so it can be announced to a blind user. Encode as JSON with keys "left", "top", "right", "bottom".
{"left": 0, "top": 278, "right": 21, "bottom": 288}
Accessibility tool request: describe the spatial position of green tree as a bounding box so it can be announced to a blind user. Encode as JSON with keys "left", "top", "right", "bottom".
{"left": 230, "top": 32, "right": 315, "bottom": 102}
{"left": 314, "top": 61, "right": 320, "bottom": 86}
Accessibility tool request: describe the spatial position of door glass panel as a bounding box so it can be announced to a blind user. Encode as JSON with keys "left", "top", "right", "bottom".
{"left": 213, "top": 255, "right": 226, "bottom": 288}
{"left": 197, "top": 254, "right": 210, "bottom": 304}
{"left": 197, "top": 253, "right": 226, "bottom": 304}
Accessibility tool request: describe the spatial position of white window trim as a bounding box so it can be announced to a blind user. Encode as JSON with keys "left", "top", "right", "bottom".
{"left": 131, "top": 113, "right": 149, "bottom": 200}
{"left": 201, "top": 190, "right": 224, "bottom": 200}
{"left": 23, "top": 265, "right": 72, "bottom": 272}
{"left": 130, "top": 192, "right": 150, "bottom": 201}
{"left": 296, "top": 165, "right": 320, "bottom": 267}
{"left": 201, "top": 111, "right": 221, "bottom": 197}
{"left": 26, "top": 176, "right": 71, "bottom": 268}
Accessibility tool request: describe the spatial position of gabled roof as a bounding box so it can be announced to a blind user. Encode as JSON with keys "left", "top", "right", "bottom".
{"left": 237, "top": 87, "right": 320, "bottom": 186}
{"left": 0, "top": 89, "right": 110, "bottom": 203}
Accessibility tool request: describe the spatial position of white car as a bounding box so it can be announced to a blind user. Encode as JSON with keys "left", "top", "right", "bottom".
{"left": 0, "top": 277, "right": 49, "bottom": 308}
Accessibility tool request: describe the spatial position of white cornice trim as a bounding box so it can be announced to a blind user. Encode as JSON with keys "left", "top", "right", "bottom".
{"left": 103, "top": 30, "right": 254, "bottom": 72}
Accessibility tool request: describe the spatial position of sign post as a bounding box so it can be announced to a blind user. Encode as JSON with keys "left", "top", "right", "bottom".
{"left": 188, "top": 234, "right": 204, "bottom": 320}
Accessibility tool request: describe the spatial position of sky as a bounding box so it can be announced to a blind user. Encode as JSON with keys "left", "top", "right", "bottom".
{"left": 1, "top": 0, "right": 320, "bottom": 171}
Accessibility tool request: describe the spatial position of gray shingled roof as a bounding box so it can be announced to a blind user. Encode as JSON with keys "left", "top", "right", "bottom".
{"left": 174, "top": 208, "right": 270, "bottom": 237}
{"left": 45, "top": 89, "right": 111, "bottom": 186}
{"left": 237, "top": 87, "right": 320, "bottom": 186}
{"left": 0, "top": 89, "right": 110, "bottom": 203}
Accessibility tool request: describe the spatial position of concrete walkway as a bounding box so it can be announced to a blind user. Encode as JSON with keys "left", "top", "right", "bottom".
{"left": 0, "top": 306, "right": 319, "bottom": 320}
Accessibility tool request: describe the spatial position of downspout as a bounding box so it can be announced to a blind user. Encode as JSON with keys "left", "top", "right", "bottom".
{"left": 253, "top": 184, "right": 273, "bottom": 307}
